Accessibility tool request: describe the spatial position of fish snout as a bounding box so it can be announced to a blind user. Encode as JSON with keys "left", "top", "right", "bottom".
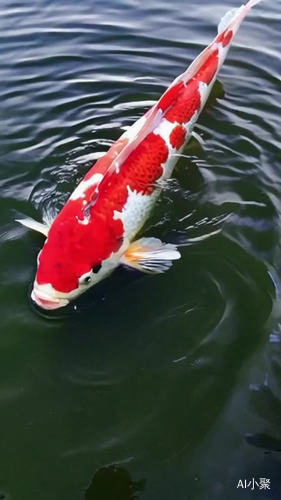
{"left": 31, "top": 284, "right": 69, "bottom": 310}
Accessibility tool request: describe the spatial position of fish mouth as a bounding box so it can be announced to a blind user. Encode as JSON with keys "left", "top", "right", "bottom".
{"left": 31, "top": 289, "right": 69, "bottom": 310}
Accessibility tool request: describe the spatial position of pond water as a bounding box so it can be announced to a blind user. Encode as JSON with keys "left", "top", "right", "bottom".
{"left": 1, "top": 0, "right": 281, "bottom": 499}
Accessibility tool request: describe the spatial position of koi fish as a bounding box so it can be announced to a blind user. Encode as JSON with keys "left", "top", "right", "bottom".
{"left": 18, "top": 0, "right": 262, "bottom": 310}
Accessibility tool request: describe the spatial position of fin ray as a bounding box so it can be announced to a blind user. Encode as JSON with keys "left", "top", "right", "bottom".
{"left": 16, "top": 218, "right": 49, "bottom": 237}
{"left": 121, "top": 237, "right": 181, "bottom": 274}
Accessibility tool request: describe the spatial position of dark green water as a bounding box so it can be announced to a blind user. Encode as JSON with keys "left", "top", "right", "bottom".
{"left": 1, "top": 0, "right": 281, "bottom": 499}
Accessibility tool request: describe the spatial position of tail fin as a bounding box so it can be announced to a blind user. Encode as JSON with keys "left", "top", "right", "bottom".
{"left": 248, "top": 0, "right": 263, "bottom": 7}
{"left": 218, "top": 6, "right": 245, "bottom": 34}
{"left": 218, "top": 0, "right": 263, "bottom": 36}
{"left": 172, "top": 0, "right": 263, "bottom": 87}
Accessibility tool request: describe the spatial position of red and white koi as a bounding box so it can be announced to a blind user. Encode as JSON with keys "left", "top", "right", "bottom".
{"left": 18, "top": 0, "right": 262, "bottom": 310}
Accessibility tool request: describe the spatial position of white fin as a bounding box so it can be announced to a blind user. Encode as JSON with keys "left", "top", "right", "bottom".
{"left": 173, "top": 0, "right": 262, "bottom": 88}
{"left": 16, "top": 218, "right": 49, "bottom": 237}
{"left": 247, "top": 0, "right": 263, "bottom": 7}
{"left": 42, "top": 207, "right": 57, "bottom": 227}
{"left": 121, "top": 237, "right": 181, "bottom": 274}
{"left": 218, "top": 0, "right": 263, "bottom": 34}
{"left": 218, "top": 6, "right": 244, "bottom": 33}
{"left": 191, "top": 130, "right": 205, "bottom": 145}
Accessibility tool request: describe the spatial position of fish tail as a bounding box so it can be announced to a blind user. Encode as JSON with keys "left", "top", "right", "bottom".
{"left": 218, "top": 0, "right": 263, "bottom": 36}
{"left": 247, "top": 0, "right": 263, "bottom": 7}
{"left": 162, "top": 0, "right": 263, "bottom": 93}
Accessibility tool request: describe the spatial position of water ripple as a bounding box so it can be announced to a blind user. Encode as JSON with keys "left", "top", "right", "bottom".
{"left": 0, "top": 0, "right": 280, "bottom": 498}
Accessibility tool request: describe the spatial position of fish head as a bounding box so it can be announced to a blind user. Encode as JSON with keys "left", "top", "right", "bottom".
{"left": 31, "top": 212, "right": 123, "bottom": 310}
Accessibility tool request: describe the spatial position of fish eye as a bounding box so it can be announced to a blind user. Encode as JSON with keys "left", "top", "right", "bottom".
{"left": 84, "top": 276, "right": 91, "bottom": 284}
{"left": 92, "top": 264, "right": 102, "bottom": 273}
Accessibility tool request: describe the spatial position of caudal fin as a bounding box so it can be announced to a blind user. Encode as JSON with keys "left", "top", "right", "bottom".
{"left": 218, "top": 6, "right": 245, "bottom": 33}
{"left": 165, "top": 0, "right": 263, "bottom": 91}
{"left": 247, "top": 0, "right": 263, "bottom": 7}
{"left": 218, "top": 0, "right": 263, "bottom": 35}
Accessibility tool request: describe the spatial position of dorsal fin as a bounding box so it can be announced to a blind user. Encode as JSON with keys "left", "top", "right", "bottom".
{"left": 87, "top": 105, "right": 163, "bottom": 202}
{"left": 108, "top": 107, "right": 163, "bottom": 174}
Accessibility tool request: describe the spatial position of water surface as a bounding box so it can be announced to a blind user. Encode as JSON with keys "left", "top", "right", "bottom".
{"left": 1, "top": 0, "right": 281, "bottom": 499}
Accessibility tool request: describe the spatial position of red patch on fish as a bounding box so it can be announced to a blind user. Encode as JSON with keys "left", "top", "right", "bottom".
{"left": 84, "top": 137, "right": 129, "bottom": 181}
{"left": 193, "top": 49, "right": 219, "bottom": 84}
{"left": 37, "top": 132, "right": 169, "bottom": 292}
{"left": 217, "top": 29, "right": 233, "bottom": 47}
{"left": 222, "top": 30, "right": 233, "bottom": 47}
{"left": 165, "top": 79, "right": 201, "bottom": 123}
{"left": 97, "top": 132, "right": 168, "bottom": 198}
{"left": 36, "top": 201, "right": 124, "bottom": 293}
{"left": 125, "top": 132, "right": 168, "bottom": 194}
{"left": 169, "top": 124, "right": 186, "bottom": 149}
{"left": 157, "top": 81, "right": 184, "bottom": 112}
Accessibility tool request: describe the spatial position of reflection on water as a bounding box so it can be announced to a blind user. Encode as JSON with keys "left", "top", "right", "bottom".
{"left": 85, "top": 466, "right": 145, "bottom": 500}
{"left": 246, "top": 433, "right": 281, "bottom": 453}
{"left": 245, "top": 321, "right": 281, "bottom": 464}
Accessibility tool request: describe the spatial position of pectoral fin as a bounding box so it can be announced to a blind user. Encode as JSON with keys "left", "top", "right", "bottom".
{"left": 121, "top": 237, "right": 181, "bottom": 273}
{"left": 191, "top": 130, "right": 205, "bottom": 146}
{"left": 16, "top": 218, "right": 49, "bottom": 237}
